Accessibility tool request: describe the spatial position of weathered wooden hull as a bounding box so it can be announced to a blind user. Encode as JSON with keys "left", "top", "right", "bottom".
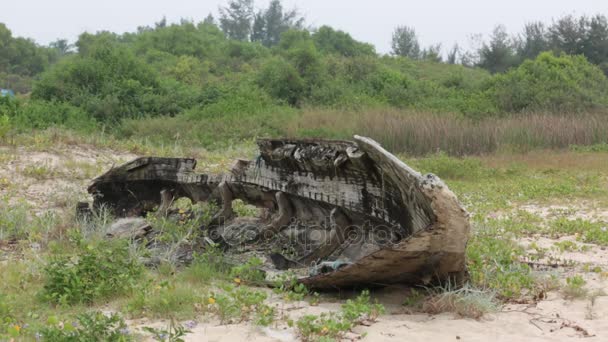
{"left": 87, "top": 136, "right": 470, "bottom": 287}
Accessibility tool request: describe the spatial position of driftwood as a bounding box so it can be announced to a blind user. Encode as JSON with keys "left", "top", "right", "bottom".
{"left": 86, "top": 136, "right": 470, "bottom": 288}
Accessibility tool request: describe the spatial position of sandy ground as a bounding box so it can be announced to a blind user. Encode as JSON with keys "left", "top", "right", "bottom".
{"left": 1, "top": 145, "right": 607, "bottom": 341}
{"left": 0, "top": 145, "right": 136, "bottom": 211}
{"left": 129, "top": 286, "right": 608, "bottom": 341}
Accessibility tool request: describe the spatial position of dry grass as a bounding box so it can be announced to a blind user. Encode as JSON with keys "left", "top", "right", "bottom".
{"left": 288, "top": 108, "right": 608, "bottom": 156}
{"left": 422, "top": 286, "right": 499, "bottom": 319}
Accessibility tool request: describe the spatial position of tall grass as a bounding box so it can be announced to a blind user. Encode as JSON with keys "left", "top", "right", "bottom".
{"left": 288, "top": 108, "right": 608, "bottom": 156}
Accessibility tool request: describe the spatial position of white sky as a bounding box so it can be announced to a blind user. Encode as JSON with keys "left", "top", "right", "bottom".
{"left": 2, "top": 0, "right": 607, "bottom": 54}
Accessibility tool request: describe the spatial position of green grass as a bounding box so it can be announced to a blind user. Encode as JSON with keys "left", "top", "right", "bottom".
{"left": 2, "top": 127, "right": 608, "bottom": 339}
{"left": 404, "top": 152, "right": 608, "bottom": 216}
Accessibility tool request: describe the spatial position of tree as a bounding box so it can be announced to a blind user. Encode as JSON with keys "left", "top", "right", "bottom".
{"left": 421, "top": 44, "right": 442, "bottom": 62}
{"left": 251, "top": 0, "right": 304, "bottom": 47}
{"left": 251, "top": 10, "right": 266, "bottom": 43}
{"left": 582, "top": 15, "right": 608, "bottom": 66}
{"left": 203, "top": 13, "right": 216, "bottom": 26}
{"left": 446, "top": 44, "right": 459, "bottom": 64}
{"left": 49, "top": 39, "right": 72, "bottom": 56}
{"left": 548, "top": 15, "right": 587, "bottom": 56}
{"left": 0, "top": 23, "right": 53, "bottom": 77}
{"left": 391, "top": 26, "right": 420, "bottom": 59}
{"left": 515, "top": 22, "right": 548, "bottom": 61}
{"left": 478, "top": 25, "right": 518, "bottom": 73}
{"left": 312, "top": 26, "right": 375, "bottom": 57}
{"left": 155, "top": 16, "right": 167, "bottom": 29}
{"left": 219, "top": 0, "right": 254, "bottom": 41}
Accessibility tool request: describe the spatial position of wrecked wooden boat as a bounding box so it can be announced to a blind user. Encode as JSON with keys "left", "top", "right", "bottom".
{"left": 86, "top": 136, "right": 470, "bottom": 288}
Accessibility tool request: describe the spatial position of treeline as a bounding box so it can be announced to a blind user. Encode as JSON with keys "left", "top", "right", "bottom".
{"left": 1, "top": 0, "right": 608, "bottom": 152}
{"left": 0, "top": 23, "right": 67, "bottom": 93}
{"left": 476, "top": 15, "right": 608, "bottom": 74}
{"left": 392, "top": 14, "right": 608, "bottom": 76}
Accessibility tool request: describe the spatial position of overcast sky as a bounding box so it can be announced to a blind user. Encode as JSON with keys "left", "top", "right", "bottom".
{"left": 2, "top": 0, "right": 607, "bottom": 54}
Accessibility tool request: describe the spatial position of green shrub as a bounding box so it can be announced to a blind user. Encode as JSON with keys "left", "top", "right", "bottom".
{"left": 41, "top": 240, "right": 143, "bottom": 305}
{"left": 0, "top": 96, "right": 19, "bottom": 116}
{"left": 312, "top": 26, "right": 376, "bottom": 57}
{"left": 488, "top": 52, "right": 608, "bottom": 113}
{"left": 341, "top": 290, "right": 385, "bottom": 322}
{"left": 10, "top": 100, "right": 96, "bottom": 131}
{"left": 0, "top": 114, "right": 10, "bottom": 140}
{"left": 257, "top": 57, "right": 305, "bottom": 105}
{"left": 563, "top": 275, "right": 588, "bottom": 299}
{"left": 32, "top": 43, "right": 192, "bottom": 124}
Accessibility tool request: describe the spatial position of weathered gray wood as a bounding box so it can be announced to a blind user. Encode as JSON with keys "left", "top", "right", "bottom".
{"left": 87, "top": 136, "right": 470, "bottom": 288}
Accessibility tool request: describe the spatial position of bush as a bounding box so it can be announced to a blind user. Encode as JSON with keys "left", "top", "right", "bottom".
{"left": 10, "top": 100, "right": 96, "bottom": 131}
{"left": 488, "top": 52, "right": 608, "bottom": 113}
{"left": 0, "top": 114, "right": 10, "bottom": 140}
{"left": 257, "top": 57, "right": 305, "bottom": 105}
{"left": 312, "top": 26, "right": 376, "bottom": 57}
{"left": 41, "top": 240, "right": 143, "bottom": 305}
{"left": 0, "top": 96, "right": 19, "bottom": 117}
{"left": 32, "top": 43, "right": 190, "bottom": 124}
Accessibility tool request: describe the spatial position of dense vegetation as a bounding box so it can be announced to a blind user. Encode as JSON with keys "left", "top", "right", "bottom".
{"left": 1, "top": 0, "right": 608, "bottom": 155}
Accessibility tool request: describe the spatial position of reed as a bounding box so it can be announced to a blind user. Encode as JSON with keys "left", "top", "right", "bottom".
{"left": 288, "top": 108, "right": 608, "bottom": 156}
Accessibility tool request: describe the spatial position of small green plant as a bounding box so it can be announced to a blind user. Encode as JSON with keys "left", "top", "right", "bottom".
{"left": 273, "top": 271, "right": 309, "bottom": 301}
{"left": 142, "top": 319, "right": 193, "bottom": 342}
{"left": 563, "top": 275, "right": 588, "bottom": 299}
{"left": 230, "top": 257, "right": 266, "bottom": 285}
{"left": 41, "top": 240, "right": 143, "bottom": 305}
{"left": 341, "top": 290, "right": 385, "bottom": 323}
{"left": 553, "top": 240, "right": 579, "bottom": 252}
{"left": 232, "top": 199, "right": 259, "bottom": 217}
{"left": 402, "top": 288, "right": 425, "bottom": 309}
{"left": 466, "top": 223, "right": 538, "bottom": 299}
{"left": 294, "top": 313, "right": 351, "bottom": 342}
{"left": 40, "top": 312, "right": 133, "bottom": 341}
{"left": 207, "top": 286, "right": 274, "bottom": 325}
{"left": 294, "top": 290, "right": 385, "bottom": 341}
